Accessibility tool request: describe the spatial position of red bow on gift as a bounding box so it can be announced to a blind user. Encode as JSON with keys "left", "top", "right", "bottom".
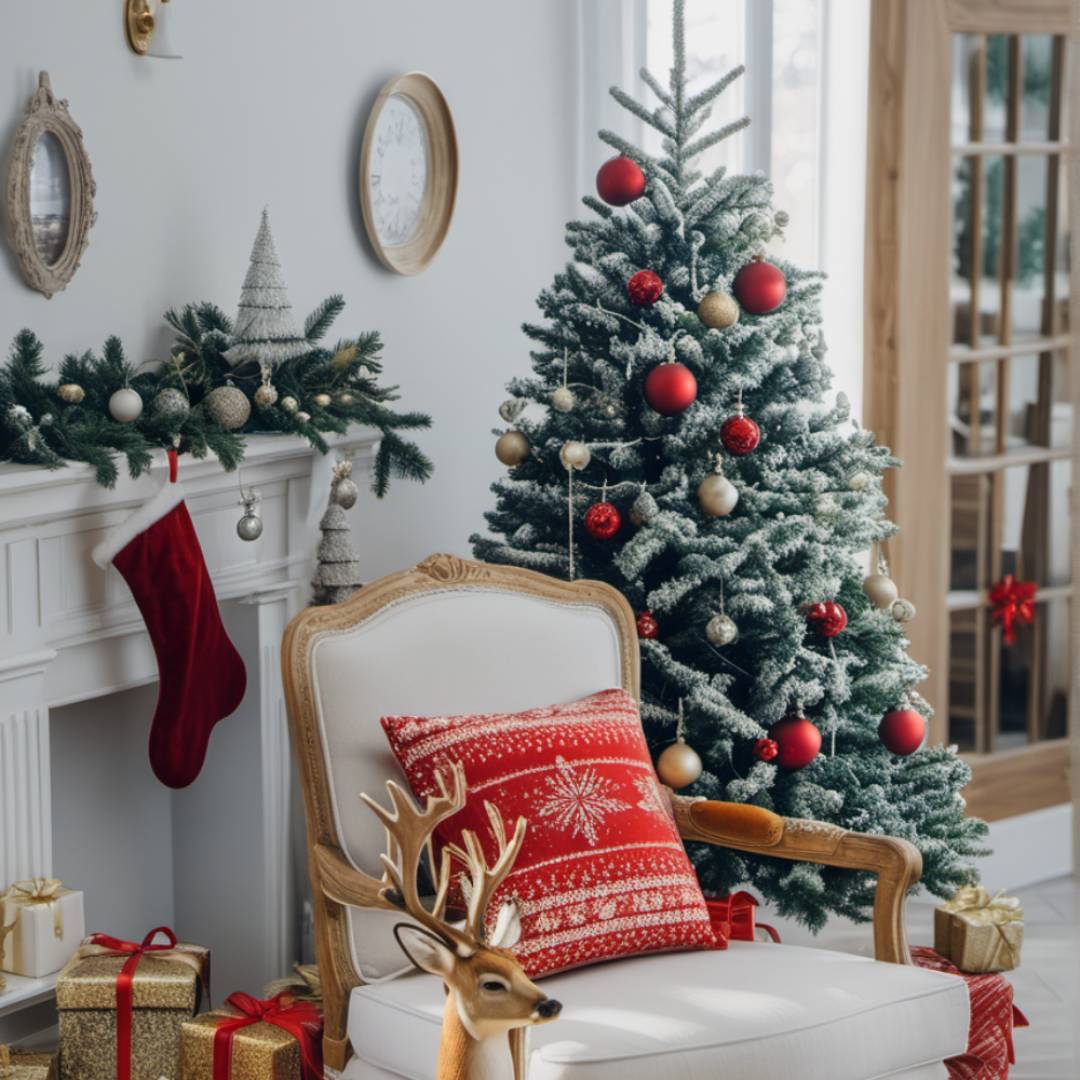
{"left": 212, "top": 992, "right": 324, "bottom": 1080}
{"left": 988, "top": 575, "right": 1036, "bottom": 645}
{"left": 705, "top": 891, "right": 781, "bottom": 945}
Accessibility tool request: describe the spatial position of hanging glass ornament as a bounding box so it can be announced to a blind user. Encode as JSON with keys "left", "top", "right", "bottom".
{"left": 560, "top": 440, "right": 591, "bottom": 471}
{"left": 720, "top": 392, "right": 761, "bottom": 456}
{"left": 656, "top": 700, "right": 703, "bottom": 789}
{"left": 495, "top": 430, "right": 530, "bottom": 466}
{"left": 236, "top": 487, "right": 263, "bottom": 542}
{"left": 698, "top": 456, "right": 738, "bottom": 517}
{"left": 551, "top": 386, "right": 575, "bottom": 412}
{"left": 863, "top": 546, "right": 899, "bottom": 609}
{"left": 706, "top": 612, "right": 738, "bottom": 646}
{"left": 331, "top": 459, "right": 359, "bottom": 509}
{"left": 254, "top": 365, "right": 279, "bottom": 408}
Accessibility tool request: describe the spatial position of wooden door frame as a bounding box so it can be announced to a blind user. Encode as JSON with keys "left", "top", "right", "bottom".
{"left": 864, "top": 0, "right": 1078, "bottom": 821}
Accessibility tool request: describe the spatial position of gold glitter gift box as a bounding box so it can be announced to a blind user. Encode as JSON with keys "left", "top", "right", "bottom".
{"left": 0, "top": 1046, "right": 59, "bottom": 1080}
{"left": 180, "top": 1011, "right": 302, "bottom": 1080}
{"left": 56, "top": 941, "right": 208, "bottom": 1080}
{"left": 934, "top": 885, "right": 1024, "bottom": 974}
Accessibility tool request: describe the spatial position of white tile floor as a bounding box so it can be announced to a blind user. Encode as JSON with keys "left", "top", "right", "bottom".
{"left": 760, "top": 876, "right": 1080, "bottom": 1077}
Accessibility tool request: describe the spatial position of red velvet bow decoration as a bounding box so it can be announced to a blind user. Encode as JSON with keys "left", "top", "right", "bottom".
{"left": 988, "top": 575, "right": 1036, "bottom": 645}
{"left": 212, "top": 992, "right": 324, "bottom": 1080}
{"left": 705, "top": 891, "right": 781, "bottom": 944}
{"left": 83, "top": 927, "right": 185, "bottom": 1080}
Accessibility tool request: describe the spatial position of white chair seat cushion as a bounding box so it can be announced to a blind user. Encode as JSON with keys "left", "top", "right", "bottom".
{"left": 347, "top": 942, "right": 970, "bottom": 1080}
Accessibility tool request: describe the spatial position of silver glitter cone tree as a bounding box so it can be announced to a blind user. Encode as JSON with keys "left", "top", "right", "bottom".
{"left": 471, "top": 0, "right": 987, "bottom": 929}
{"left": 224, "top": 207, "right": 312, "bottom": 367}
{"left": 311, "top": 502, "right": 363, "bottom": 605}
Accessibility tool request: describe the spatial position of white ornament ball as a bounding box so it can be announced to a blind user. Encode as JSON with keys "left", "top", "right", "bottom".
{"left": 108, "top": 387, "right": 144, "bottom": 424}
{"left": 151, "top": 388, "right": 190, "bottom": 424}
{"left": 58, "top": 383, "right": 85, "bottom": 404}
{"left": 706, "top": 613, "right": 738, "bottom": 646}
{"left": 863, "top": 572, "right": 899, "bottom": 609}
{"left": 205, "top": 385, "right": 251, "bottom": 430}
{"left": 656, "top": 741, "right": 703, "bottom": 789}
{"left": 560, "top": 440, "right": 591, "bottom": 471}
{"left": 848, "top": 471, "right": 871, "bottom": 491}
{"left": 891, "top": 598, "right": 917, "bottom": 623}
{"left": 254, "top": 383, "right": 279, "bottom": 408}
{"left": 280, "top": 396, "right": 298, "bottom": 414}
{"left": 551, "top": 386, "right": 576, "bottom": 413}
{"left": 236, "top": 511, "right": 263, "bottom": 542}
{"left": 495, "top": 430, "right": 530, "bottom": 467}
{"left": 313, "top": 393, "right": 333, "bottom": 408}
{"left": 295, "top": 410, "right": 311, "bottom": 424}
{"left": 698, "top": 472, "right": 739, "bottom": 517}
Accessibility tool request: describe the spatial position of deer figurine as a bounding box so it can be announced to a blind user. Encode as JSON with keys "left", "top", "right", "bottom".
{"left": 318, "top": 763, "right": 561, "bottom": 1080}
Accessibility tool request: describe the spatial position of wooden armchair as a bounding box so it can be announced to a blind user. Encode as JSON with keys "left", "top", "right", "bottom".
{"left": 283, "top": 554, "right": 966, "bottom": 1079}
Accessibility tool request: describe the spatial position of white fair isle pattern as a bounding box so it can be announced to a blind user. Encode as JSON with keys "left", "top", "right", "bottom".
{"left": 382, "top": 688, "right": 718, "bottom": 978}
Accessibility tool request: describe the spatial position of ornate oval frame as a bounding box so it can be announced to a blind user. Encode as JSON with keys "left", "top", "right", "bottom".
{"left": 5, "top": 72, "right": 96, "bottom": 299}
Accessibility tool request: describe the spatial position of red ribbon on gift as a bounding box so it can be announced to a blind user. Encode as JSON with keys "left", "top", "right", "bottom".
{"left": 83, "top": 927, "right": 183, "bottom": 1080}
{"left": 706, "top": 892, "right": 781, "bottom": 944}
{"left": 212, "top": 991, "right": 324, "bottom": 1080}
{"left": 988, "top": 574, "right": 1036, "bottom": 645}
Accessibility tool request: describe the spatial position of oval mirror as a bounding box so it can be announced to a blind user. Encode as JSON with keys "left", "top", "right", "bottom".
{"left": 5, "top": 72, "right": 96, "bottom": 298}
{"left": 30, "top": 131, "right": 72, "bottom": 266}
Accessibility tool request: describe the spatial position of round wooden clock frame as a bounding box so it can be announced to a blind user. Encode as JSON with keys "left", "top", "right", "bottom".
{"left": 359, "top": 72, "right": 458, "bottom": 276}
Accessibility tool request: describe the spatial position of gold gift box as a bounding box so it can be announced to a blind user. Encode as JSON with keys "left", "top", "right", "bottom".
{"left": 56, "top": 948, "right": 207, "bottom": 1080}
{"left": 180, "top": 1009, "right": 301, "bottom": 1080}
{"left": 0, "top": 1048, "right": 58, "bottom": 1080}
{"left": 934, "top": 885, "right": 1024, "bottom": 974}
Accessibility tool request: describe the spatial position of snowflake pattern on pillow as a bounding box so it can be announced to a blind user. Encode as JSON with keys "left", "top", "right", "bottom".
{"left": 381, "top": 688, "right": 718, "bottom": 978}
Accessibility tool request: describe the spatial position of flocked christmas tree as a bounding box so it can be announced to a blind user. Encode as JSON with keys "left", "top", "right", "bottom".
{"left": 472, "top": 0, "right": 987, "bottom": 928}
{"left": 225, "top": 207, "right": 312, "bottom": 368}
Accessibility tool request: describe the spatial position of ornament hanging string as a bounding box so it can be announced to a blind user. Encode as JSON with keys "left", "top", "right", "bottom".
{"left": 567, "top": 467, "right": 575, "bottom": 581}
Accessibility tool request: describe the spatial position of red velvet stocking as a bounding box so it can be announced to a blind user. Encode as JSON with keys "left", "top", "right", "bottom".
{"left": 93, "top": 483, "right": 246, "bottom": 788}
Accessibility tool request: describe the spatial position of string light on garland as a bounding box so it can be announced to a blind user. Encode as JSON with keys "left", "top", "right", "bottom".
{"left": 656, "top": 699, "right": 703, "bottom": 789}
{"left": 698, "top": 455, "right": 739, "bottom": 517}
{"left": 108, "top": 387, "right": 143, "bottom": 424}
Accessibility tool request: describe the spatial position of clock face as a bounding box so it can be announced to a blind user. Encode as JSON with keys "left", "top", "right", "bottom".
{"left": 367, "top": 94, "right": 429, "bottom": 248}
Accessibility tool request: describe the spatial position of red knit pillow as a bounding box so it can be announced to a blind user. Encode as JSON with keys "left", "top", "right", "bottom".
{"left": 380, "top": 688, "right": 718, "bottom": 978}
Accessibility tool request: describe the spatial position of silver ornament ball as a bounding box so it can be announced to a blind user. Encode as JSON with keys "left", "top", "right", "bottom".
{"left": 333, "top": 477, "right": 359, "bottom": 510}
{"left": 551, "top": 386, "right": 576, "bottom": 413}
{"left": 891, "top": 598, "right": 917, "bottom": 623}
{"left": 108, "top": 387, "right": 144, "bottom": 424}
{"left": 560, "top": 440, "right": 591, "bottom": 471}
{"left": 280, "top": 396, "right": 299, "bottom": 414}
{"left": 698, "top": 472, "right": 739, "bottom": 517}
{"left": 495, "top": 430, "right": 530, "bottom": 467}
{"left": 706, "top": 613, "right": 738, "bottom": 646}
{"left": 863, "top": 572, "right": 899, "bottom": 609}
{"left": 656, "top": 740, "right": 703, "bottom": 789}
{"left": 236, "top": 511, "right": 263, "bottom": 542}
{"left": 152, "top": 388, "right": 190, "bottom": 423}
{"left": 205, "top": 385, "right": 251, "bottom": 431}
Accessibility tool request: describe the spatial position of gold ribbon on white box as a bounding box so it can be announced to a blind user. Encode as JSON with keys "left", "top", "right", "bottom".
{"left": 4, "top": 878, "right": 67, "bottom": 939}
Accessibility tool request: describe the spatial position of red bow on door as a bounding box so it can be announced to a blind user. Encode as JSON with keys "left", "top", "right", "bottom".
{"left": 988, "top": 575, "right": 1036, "bottom": 645}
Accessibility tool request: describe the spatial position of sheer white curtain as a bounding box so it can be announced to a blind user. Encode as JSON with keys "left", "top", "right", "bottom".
{"left": 574, "top": 0, "right": 870, "bottom": 415}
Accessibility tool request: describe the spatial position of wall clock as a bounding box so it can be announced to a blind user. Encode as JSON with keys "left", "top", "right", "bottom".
{"left": 359, "top": 73, "right": 458, "bottom": 275}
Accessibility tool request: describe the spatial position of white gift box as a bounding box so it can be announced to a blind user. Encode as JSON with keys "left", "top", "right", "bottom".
{"left": 1, "top": 879, "right": 85, "bottom": 978}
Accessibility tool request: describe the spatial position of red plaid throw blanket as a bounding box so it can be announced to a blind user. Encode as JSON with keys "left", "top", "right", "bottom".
{"left": 911, "top": 946, "right": 1029, "bottom": 1079}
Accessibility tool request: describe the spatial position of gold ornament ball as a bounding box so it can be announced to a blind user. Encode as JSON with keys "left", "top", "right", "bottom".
{"left": 495, "top": 430, "right": 530, "bottom": 467}
{"left": 551, "top": 386, "right": 576, "bottom": 413}
{"left": 706, "top": 613, "right": 738, "bottom": 646}
{"left": 332, "top": 477, "right": 359, "bottom": 510}
{"left": 848, "top": 471, "right": 871, "bottom": 491}
{"left": 296, "top": 410, "right": 311, "bottom": 423}
{"left": 313, "top": 393, "right": 333, "bottom": 408}
{"left": 338, "top": 392, "right": 355, "bottom": 405}
{"left": 280, "top": 396, "right": 298, "bottom": 414}
{"left": 58, "top": 383, "right": 85, "bottom": 404}
{"left": 560, "top": 440, "right": 591, "bottom": 471}
{"left": 891, "top": 598, "right": 917, "bottom": 623}
{"left": 863, "top": 572, "right": 899, "bottom": 609}
{"left": 697, "top": 290, "right": 740, "bottom": 330}
{"left": 698, "top": 472, "right": 739, "bottom": 517}
{"left": 108, "top": 387, "right": 144, "bottom": 424}
{"left": 205, "top": 385, "right": 251, "bottom": 430}
{"left": 657, "top": 740, "right": 703, "bottom": 789}
{"left": 254, "top": 383, "right": 279, "bottom": 408}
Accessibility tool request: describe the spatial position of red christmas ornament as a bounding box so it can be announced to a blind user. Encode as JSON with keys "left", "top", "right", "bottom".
{"left": 988, "top": 574, "right": 1036, "bottom": 645}
{"left": 807, "top": 600, "right": 848, "bottom": 638}
{"left": 753, "top": 737, "right": 779, "bottom": 762}
{"left": 636, "top": 610, "right": 659, "bottom": 639}
{"left": 596, "top": 156, "right": 646, "bottom": 206}
{"left": 584, "top": 501, "right": 622, "bottom": 540}
{"left": 720, "top": 411, "right": 761, "bottom": 456}
{"left": 878, "top": 708, "right": 926, "bottom": 756}
{"left": 627, "top": 269, "right": 664, "bottom": 306}
{"left": 644, "top": 362, "right": 697, "bottom": 416}
{"left": 768, "top": 715, "right": 822, "bottom": 770}
{"left": 733, "top": 259, "right": 787, "bottom": 315}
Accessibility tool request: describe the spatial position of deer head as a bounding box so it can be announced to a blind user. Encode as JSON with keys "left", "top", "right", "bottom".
{"left": 353, "top": 763, "right": 561, "bottom": 1080}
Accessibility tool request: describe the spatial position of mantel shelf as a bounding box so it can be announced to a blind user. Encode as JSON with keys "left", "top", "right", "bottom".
{"left": 0, "top": 972, "right": 58, "bottom": 1019}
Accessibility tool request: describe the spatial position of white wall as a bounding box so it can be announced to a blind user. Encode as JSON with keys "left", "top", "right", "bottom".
{"left": 0, "top": 0, "right": 578, "bottom": 579}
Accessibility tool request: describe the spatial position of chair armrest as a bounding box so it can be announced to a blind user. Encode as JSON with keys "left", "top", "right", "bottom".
{"left": 672, "top": 796, "right": 922, "bottom": 965}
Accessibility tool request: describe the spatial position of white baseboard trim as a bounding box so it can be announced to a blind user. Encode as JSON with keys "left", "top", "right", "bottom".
{"left": 978, "top": 802, "right": 1074, "bottom": 889}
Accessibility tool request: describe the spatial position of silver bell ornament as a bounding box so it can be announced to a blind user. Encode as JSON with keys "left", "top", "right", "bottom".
{"left": 698, "top": 458, "right": 738, "bottom": 517}
{"left": 551, "top": 386, "right": 576, "bottom": 413}
{"left": 560, "top": 440, "right": 591, "bottom": 471}
{"left": 152, "top": 388, "right": 190, "bottom": 424}
{"left": 706, "top": 612, "right": 738, "bottom": 646}
{"left": 331, "top": 459, "right": 359, "bottom": 509}
{"left": 108, "top": 387, "right": 144, "bottom": 424}
{"left": 236, "top": 488, "right": 263, "bottom": 542}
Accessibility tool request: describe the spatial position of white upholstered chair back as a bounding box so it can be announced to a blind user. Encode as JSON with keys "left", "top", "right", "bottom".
{"left": 283, "top": 554, "right": 639, "bottom": 983}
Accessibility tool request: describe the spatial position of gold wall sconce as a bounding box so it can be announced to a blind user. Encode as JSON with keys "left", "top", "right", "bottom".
{"left": 124, "top": 0, "right": 182, "bottom": 58}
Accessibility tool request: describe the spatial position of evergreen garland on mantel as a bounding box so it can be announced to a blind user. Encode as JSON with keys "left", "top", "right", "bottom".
{"left": 0, "top": 296, "right": 432, "bottom": 492}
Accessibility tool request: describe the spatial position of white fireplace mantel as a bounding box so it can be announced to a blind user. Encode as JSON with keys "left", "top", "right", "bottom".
{"left": 0, "top": 429, "right": 379, "bottom": 1010}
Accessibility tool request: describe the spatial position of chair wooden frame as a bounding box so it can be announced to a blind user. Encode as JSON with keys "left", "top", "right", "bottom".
{"left": 282, "top": 553, "right": 922, "bottom": 1070}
